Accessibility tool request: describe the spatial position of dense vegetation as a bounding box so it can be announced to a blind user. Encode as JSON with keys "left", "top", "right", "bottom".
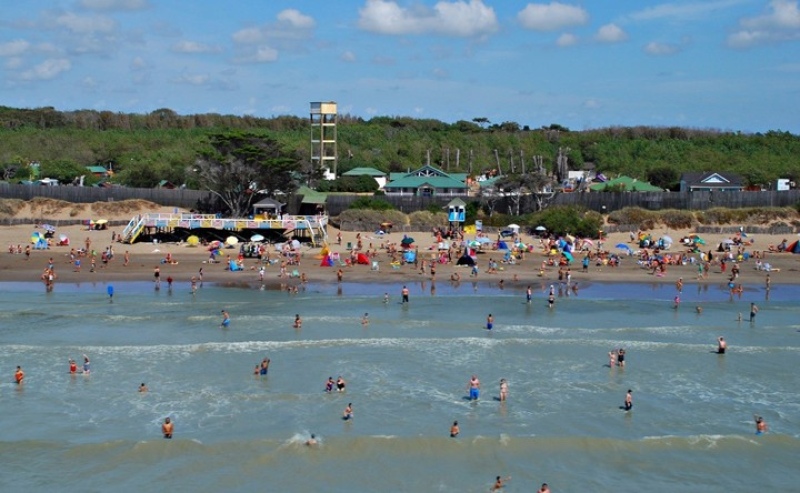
{"left": 1, "top": 106, "right": 798, "bottom": 190}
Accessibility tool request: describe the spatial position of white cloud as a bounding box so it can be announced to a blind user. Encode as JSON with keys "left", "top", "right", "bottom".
{"left": 0, "top": 39, "right": 31, "bottom": 57}
{"left": 517, "top": 2, "right": 589, "bottom": 31}
{"left": 596, "top": 23, "right": 627, "bottom": 43}
{"left": 19, "top": 58, "right": 71, "bottom": 81}
{"left": 432, "top": 67, "right": 448, "bottom": 78}
{"left": 5, "top": 57, "right": 23, "bottom": 70}
{"left": 583, "top": 99, "right": 600, "bottom": 109}
{"left": 232, "top": 9, "right": 315, "bottom": 47}
{"left": 357, "top": 0, "right": 498, "bottom": 37}
{"left": 172, "top": 40, "right": 222, "bottom": 54}
{"left": 54, "top": 12, "right": 116, "bottom": 34}
{"left": 81, "top": 76, "right": 98, "bottom": 88}
{"left": 728, "top": 0, "right": 800, "bottom": 47}
{"left": 231, "top": 46, "right": 279, "bottom": 64}
{"left": 277, "top": 9, "right": 315, "bottom": 29}
{"left": 628, "top": 0, "right": 745, "bottom": 22}
{"left": 130, "top": 56, "right": 147, "bottom": 70}
{"left": 78, "top": 0, "right": 150, "bottom": 11}
{"left": 173, "top": 74, "right": 210, "bottom": 86}
{"left": 644, "top": 41, "right": 680, "bottom": 55}
{"left": 556, "top": 33, "right": 578, "bottom": 47}
{"left": 340, "top": 50, "right": 357, "bottom": 62}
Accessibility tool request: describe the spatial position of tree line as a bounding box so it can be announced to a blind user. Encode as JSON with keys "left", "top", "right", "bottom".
{"left": 0, "top": 106, "right": 798, "bottom": 191}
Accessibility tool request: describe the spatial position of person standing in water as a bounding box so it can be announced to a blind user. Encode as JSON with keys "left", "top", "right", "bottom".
{"left": 486, "top": 314, "right": 494, "bottom": 331}
{"left": 450, "top": 421, "right": 460, "bottom": 437}
{"left": 754, "top": 415, "right": 768, "bottom": 434}
{"left": 749, "top": 303, "right": 759, "bottom": 323}
{"left": 717, "top": 337, "right": 727, "bottom": 354}
{"left": 220, "top": 310, "right": 231, "bottom": 328}
{"left": 499, "top": 378, "right": 508, "bottom": 402}
{"left": 467, "top": 375, "right": 480, "bottom": 400}
{"left": 624, "top": 389, "right": 633, "bottom": 411}
{"left": 162, "top": 417, "right": 173, "bottom": 439}
{"left": 82, "top": 354, "right": 91, "bottom": 374}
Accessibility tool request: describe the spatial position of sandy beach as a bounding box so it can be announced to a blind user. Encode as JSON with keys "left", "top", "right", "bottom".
{"left": 2, "top": 201, "right": 798, "bottom": 289}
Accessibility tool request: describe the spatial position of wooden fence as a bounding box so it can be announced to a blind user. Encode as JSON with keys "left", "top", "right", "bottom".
{"left": 3, "top": 183, "right": 799, "bottom": 216}
{"left": 0, "top": 183, "right": 212, "bottom": 209}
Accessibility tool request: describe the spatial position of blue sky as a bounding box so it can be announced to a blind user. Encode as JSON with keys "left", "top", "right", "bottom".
{"left": 1, "top": 0, "right": 799, "bottom": 133}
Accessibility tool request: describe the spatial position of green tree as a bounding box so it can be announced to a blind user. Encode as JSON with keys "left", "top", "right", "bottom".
{"left": 646, "top": 166, "right": 679, "bottom": 190}
{"left": 193, "top": 132, "right": 301, "bottom": 217}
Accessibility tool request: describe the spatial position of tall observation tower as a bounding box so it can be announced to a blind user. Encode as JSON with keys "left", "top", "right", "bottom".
{"left": 310, "top": 101, "right": 337, "bottom": 180}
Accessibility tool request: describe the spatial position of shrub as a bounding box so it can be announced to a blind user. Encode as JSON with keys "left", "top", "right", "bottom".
{"left": 348, "top": 197, "right": 395, "bottom": 211}
{"left": 408, "top": 211, "right": 448, "bottom": 231}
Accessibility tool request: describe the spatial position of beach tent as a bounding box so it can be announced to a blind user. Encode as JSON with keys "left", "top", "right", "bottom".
{"left": 228, "top": 260, "right": 242, "bottom": 271}
{"left": 497, "top": 240, "right": 509, "bottom": 250}
{"left": 456, "top": 254, "right": 475, "bottom": 266}
{"left": 788, "top": 240, "right": 800, "bottom": 254}
{"left": 356, "top": 253, "right": 370, "bottom": 265}
{"left": 320, "top": 255, "right": 334, "bottom": 267}
{"left": 403, "top": 250, "right": 416, "bottom": 263}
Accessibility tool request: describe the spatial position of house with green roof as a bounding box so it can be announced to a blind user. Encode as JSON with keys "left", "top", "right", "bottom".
{"left": 589, "top": 175, "right": 663, "bottom": 192}
{"left": 341, "top": 167, "right": 388, "bottom": 189}
{"left": 383, "top": 165, "right": 469, "bottom": 197}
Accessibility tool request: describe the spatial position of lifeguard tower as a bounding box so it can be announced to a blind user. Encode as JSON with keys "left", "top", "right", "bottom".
{"left": 447, "top": 198, "right": 466, "bottom": 230}
{"left": 310, "top": 101, "right": 338, "bottom": 181}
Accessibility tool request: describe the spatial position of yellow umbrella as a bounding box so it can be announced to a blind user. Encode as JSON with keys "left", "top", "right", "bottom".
{"left": 225, "top": 236, "right": 239, "bottom": 246}
{"left": 187, "top": 235, "right": 200, "bottom": 246}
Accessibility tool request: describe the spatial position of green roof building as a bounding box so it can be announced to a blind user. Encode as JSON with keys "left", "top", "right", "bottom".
{"left": 383, "top": 165, "right": 469, "bottom": 197}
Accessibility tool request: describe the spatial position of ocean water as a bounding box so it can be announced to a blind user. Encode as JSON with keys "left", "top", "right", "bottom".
{"left": 1, "top": 279, "right": 798, "bottom": 492}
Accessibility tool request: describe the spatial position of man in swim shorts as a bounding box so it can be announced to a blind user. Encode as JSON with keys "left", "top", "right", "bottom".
{"left": 717, "top": 337, "right": 726, "bottom": 354}
{"left": 468, "top": 375, "right": 480, "bottom": 400}
{"left": 260, "top": 358, "right": 270, "bottom": 375}
{"left": 754, "top": 415, "right": 768, "bottom": 434}
{"left": 450, "top": 421, "right": 459, "bottom": 437}
{"left": 749, "top": 303, "right": 758, "bottom": 323}
{"left": 624, "top": 389, "right": 633, "bottom": 411}
{"left": 526, "top": 285, "right": 532, "bottom": 303}
{"left": 486, "top": 314, "right": 493, "bottom": 330}
{"left": 162, "top": 417, "right": 173, "bottom": 438}
{"left": 401, "top": 285, "right": 409, "bottom": 303}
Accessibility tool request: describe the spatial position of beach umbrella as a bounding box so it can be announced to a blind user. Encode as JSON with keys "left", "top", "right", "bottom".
{"left": 250, "top": 234, "right": 265, "bottom": 242}
{"left": 291, "top": 239, "right": 300, "bottom": 249}
{"left": 662, "top": 235, "right": 673, "bottom": 244}
{"left": 468, "top": 240, "right": 481, "bottom": 248}
{"left": 401, "top": 236, "right": 415, "bottom": 246}
{"left": 187, "top": 235, "right": 200, "bottom": 246}
{"left": 476, "top": 237, "right": 492, "bottom": 244}
{"left": 535, "top": 225, "right": 547, "bottom": 232}
{"left": 42, "top": 224, "right": 56, "bottom": 232}
{"left": 225, "top": 236, "right": 239, "bottom": 246}
{"left": 515, "top": 242, "right": 527, "bottom": 249}
{"left": 565, "top": 234, "right": 575, "bottom": 243}
{"left": 209, "top": 240, "right": 223, "bottom": 250}
{"left": 562, "top": 251, "right": 574, "bottom": 262}
{"left": 694, "top": 237, "right": 706, "bottom": 245}
{"left": 59, "top": 234, "right": 68, "bottom": 242}
{"left": 95, "top": 219, "right": 108, "bottom": 225}
{"left": 722, "top": 238, "right": 735, "bottom": 244}
{"left": 616, "top": 243, "right": 632, "bottom": 253}
{"left": 507, "top": 224, "right": 520, "bottom": 232}
{"left": 582, "top": 239, "right": 594, "bottom": 247}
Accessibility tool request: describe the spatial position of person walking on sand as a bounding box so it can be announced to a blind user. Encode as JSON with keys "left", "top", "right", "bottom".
{"left": 749, "top": 303, "right": 759, "bottom": 323}
{"left": 162, "top": 417, "right": 173, "bottom": 439}
{"left": 468, "top": 375, "right": 481, "bottom": 401}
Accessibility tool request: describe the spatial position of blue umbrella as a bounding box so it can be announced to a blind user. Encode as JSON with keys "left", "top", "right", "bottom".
{"left": 562, "top": 251, "right": 574, "bottom": 262}
{"left": 616, "top": 243, "right": 632, "bottom": 253}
